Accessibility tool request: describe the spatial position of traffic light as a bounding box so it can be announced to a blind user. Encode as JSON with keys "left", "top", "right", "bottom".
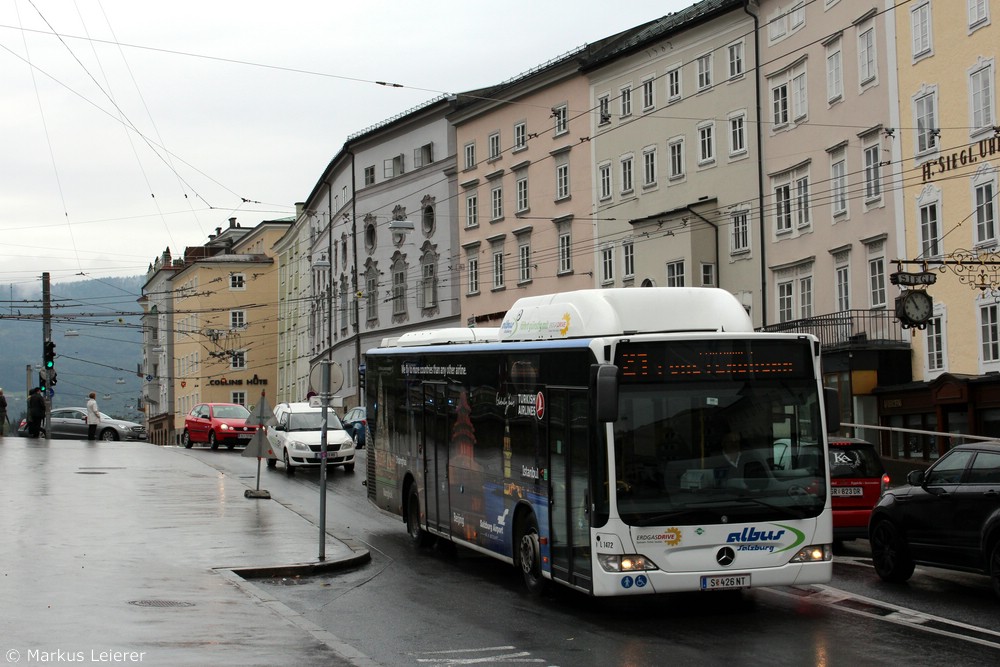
{"left": 39, "top": 371, "right": 48, "bottom": 392}
{"left": 44, "top": 340, "right": 56, "bottom": 368}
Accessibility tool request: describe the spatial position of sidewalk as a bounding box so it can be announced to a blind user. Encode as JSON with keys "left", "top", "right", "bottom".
{"left": 0, "top": 437, "right": 371, "bottom": 667}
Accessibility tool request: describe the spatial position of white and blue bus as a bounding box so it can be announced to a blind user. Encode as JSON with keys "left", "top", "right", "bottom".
{"left": 365, "top": 288, "right": 839, "bottom": 596}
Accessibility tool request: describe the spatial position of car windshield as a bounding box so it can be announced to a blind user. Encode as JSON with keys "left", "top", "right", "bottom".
{"left": 213, "top": 405, "right": 250, "bottom": 419}
{"left": 287, "top": 412, "right": 344, "bottom": 431}
{"left": 829, "top": 443, "right": 885, "bottom": 478}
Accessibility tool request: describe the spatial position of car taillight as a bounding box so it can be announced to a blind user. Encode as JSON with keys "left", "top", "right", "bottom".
{"left": 880, "top": 473, "right": 890, "bottom": 496}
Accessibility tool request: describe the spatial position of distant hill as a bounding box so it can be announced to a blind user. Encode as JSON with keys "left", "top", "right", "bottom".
{"left": 0, "top": 276, "right": 144, "bottom": 424}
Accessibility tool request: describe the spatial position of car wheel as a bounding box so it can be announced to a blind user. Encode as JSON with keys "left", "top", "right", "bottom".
{"left": 352, "top": 431, "right": 360, "bottom": 449}
{"left": 407, "top": 487, "right": 432, "bottom": 548}
{"left": 209, "top": 431, "right": 218, "bottom": 450}
{"left": 517, "top": 512, "right": 548, "bottom": 594}
{"left": 99, "top": 428, "right": 119, "bottom": 441}
{"left": 182, "top": 430, "right": 193, "bottom": 449}
{"left": 343, "top": 462, "right": 355, "bottom": 473}
{"left": 283, "top": 449, "right": 295, "bottom": 476}
{"left": 990, "top": 539, "right": 1000, "bottom": 599}
{"left": 870, "top": 519, "right": 915, "bottom": 583}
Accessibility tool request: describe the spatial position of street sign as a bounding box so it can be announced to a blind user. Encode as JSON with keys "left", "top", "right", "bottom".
{"left": 890, "top": 271, "right": 937, "bottom": 286}
{"left": 309, "top": 361, "right": 345, "bottom": 395}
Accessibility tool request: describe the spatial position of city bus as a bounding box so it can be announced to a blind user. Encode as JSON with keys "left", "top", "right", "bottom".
{"left": 364, "top": 288, "right": 839, "bottom": 596}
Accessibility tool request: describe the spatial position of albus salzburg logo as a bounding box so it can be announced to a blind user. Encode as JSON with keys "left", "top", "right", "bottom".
{"left": 726, "top": 524, "right": 804, "bottom": 553}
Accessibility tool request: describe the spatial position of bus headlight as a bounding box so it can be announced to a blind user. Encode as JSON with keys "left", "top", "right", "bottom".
{"left": 597, "top": 554, "right": 659, "bottom": 572}
{"left": 789, "top": 544, "right": 832, "bottom": 563}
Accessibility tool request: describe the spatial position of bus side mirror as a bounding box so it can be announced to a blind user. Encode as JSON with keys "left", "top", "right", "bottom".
{"left": 593, "top": 364, "right": 619, "bottom": 423}
{"left": 824, "top": 387, "right": 841, "bottom": 433}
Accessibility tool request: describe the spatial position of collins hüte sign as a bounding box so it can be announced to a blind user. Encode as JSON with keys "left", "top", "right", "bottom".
{"left": 209, "top": 374, "right": 268, "bottom": 387}
{"left": 921, "top": 136, "right": 1000, "bottom": 183}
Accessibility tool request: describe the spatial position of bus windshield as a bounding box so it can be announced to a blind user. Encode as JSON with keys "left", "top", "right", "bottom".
{"left": 612, "top": 339, "right": 826, "bottom": 526}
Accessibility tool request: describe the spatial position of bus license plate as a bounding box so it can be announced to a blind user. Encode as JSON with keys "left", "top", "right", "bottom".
{"left": 832, "top": 487, "right": 863, "bottom": 496}
{"left": 701, "top": 574, "right": 750, "bottom": 591}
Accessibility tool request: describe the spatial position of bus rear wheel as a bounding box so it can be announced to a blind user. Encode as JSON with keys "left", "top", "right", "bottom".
{"left": 517, "top": 513, "right": 547, "bottom": 594}
{"left": 407, "top": 488, "right": 432, "bottom": 548}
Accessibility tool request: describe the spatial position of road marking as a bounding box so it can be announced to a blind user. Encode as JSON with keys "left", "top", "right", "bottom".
{"left": 411, "top": 645, "right": 547, "bottom": 664}
{"left": 766, "top": 584, "right": 1000, "bottom": 650}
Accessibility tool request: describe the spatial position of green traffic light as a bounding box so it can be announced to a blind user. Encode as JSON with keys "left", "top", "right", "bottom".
{"left": 46, "top": 361, "right": 54, "bottom": 368}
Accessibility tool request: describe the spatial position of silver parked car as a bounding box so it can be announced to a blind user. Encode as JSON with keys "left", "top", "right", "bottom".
{"left": 18, "top": 407, "right": 147, "bottom": 441}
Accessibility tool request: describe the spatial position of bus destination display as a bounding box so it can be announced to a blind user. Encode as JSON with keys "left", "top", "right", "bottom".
{"left": 617, "top": 340, "right": 811, "bottom": 381}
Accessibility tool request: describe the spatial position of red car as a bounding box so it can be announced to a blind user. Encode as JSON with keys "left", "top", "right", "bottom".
{"left": 182, "top": 403, "right": 259, "bottom": 450}
{"left": 828, "top": 437, "right": 889, "bottom": 541}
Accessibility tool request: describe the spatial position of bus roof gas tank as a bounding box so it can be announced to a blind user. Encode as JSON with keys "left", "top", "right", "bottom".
{"left": 500, "top": 288, "right": 753, "bottom": 341}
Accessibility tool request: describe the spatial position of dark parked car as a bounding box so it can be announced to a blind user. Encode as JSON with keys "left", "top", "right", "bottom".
{"left": 869, "top": 442, "right": 1000, "bottom": 598}
{"left": 18, "top": 407, "right": 146, "bottom": 441}
{"left": 828, "top": 438, "right": 889, "bottom": 541}
{"left": 341, "top": 406, "right": 367, "bottom": 448}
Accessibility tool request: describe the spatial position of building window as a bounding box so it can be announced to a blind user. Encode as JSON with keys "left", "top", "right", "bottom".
{"left": 915, "top": 91, "right": 938, "bottom": 154}
{"left": 384, "top": 154, "right": 404, "bottom": 178}
{"left": 230, "top": 310, "right": 246, "bottom": 329}
{"left": 556, "top": 163, "right": 570, "bottom": 200}
{"left": 697, "top": 54, "right": 713, "bottom": 90}
{"left": 620, "top": 155, "right": 634, "bottom": 194}
{"left": 919, "top": 201, "right": 941, "bottom": 257}
{"left": 601, "top": 245, "right": 614, "bottom": 284}
{"left": 701, "top": 263, "right": 716, "bottom": 287}
{"left": 488, "top": 132, "right": 501, "bottom": 161}
{"left": 641, "top": 78, "right": 655, "bottom": 111}
{"left": 911, "top": 3, "right": 932, "bottom": 58}
{"left": 231, "top": 350, "right": 246, "bottom": 370}
{"left": 514, "top": 122, "right": 527, "bottom": 150}
{"left": 599, "top": 162, "right": 612, "bottom": 200}
{"left": 667, "top": 67, "right": 682, "bottom": 101}
{"left": 981, "top": 303, "right": 1000, "bottom": 362}
{"left": 598, "top": 95, "right": 611, "bottom": 124}
{"left": 519, "top": 242, "right": 531, "bottom": 283}
{"left": 492, "top": 247, "right": 505, "bottom": 289}
{"left": 773, "top": 165, "right": 809, "bottom": 233}
{"left": 970, "top": 62, "right": 995, "bottom": 134}
{"left": 229, "top": 273, "right": 245, "bottom": 290}
{"left": 668, "top": 138, "right": 685, "bottom": 179}
{"left": 698, "top": 122, "right": 715, "bottom": 164}
{"left": 775, "top": 183, "right": 792, "bottom": 233}
{"left": 414, "top": 142, "right": 433, "bottom": 168}
{"left": 869, "top": 257, "right": 886, "bottom": 308}
{"left": 731, "top": 209, "right": 750, "bottom": 253}
{"left": 769, "top": 11, "right": 787, "bottom": 41}
{"left": 729, "top": 113, "right": 746, "bottom": 155}
{"left": 623, "top": 240, "right": 635, "bottom": 278}
{"left": 467, "top": 256, "right": 479, "bottom": 295}
{"left": 790, "top": 3, "right": 805, "bottom": 29}
{"left": 864, "top": 143, "right": 882, "bottom": 201}
{"left": 364, "top": 166, "right": 376, "bottom": 186}
{"left": 858, "top": 27, "right": 876, "bottom": 85}
{"left": 772, "top": 82, "right": 789, "bottom": 127}
{"left": 831, "top": 155, "right": 847, "bottom": 216}
{"left": 826, "top": 40, "right": 843, "bottom": 102}
{"left": 642, "top": 147, "right": 657, "bottom": 186}
{"left": 975, "top": 179, "right": 997, "bottom": 245}
{"left": 418, "top": 261, "right": 437, "bottom": 309}
{"left": 392, "top": 265, "right": 406, "bottom": 315}
{"left": 728, "top": 42, "right": 744, "bottom": 79}
{"left": 231, "top": 391, "right": 246, "bottom": 406}
{"left": 666, "top": 260, "right": 685, "bottom": 287}
{"left": 465, "top": 193, "right": 478, "bottom": 228}
{"left": 620, "top": 85, "right": 632, "bottom": 117}
{"left": 778, "top": 281, "right": 794, "bottom": 322}
{"left": 553, "top": 104, "right": 568, "bottom": 135}
{"left": 800, "top": 276, "right": 813, "bottom": 318}
{"left": 516, "top": 176, "right": 529, "bottom": 212}
{"left": 558, "top": 226, "right": 572, "bottom": 274}
{"left": 796, "top": 175, "right": 811, "bottom": 227}
{"left": 491, "top": 185, "right": 504, "bottom": 221}
{"left": 927, "top": 316, "right": 945, "bottom": 372}
{"left": 970, "top": 0, "right": 990, "bottom": 28}
{"left": 464, "top": 142, "right": 476, "bottom": 170}
{"left": 366, "top": 271, "right": 378, "bottom": 321}
{"left": 836, "top": 265, "right": 850, "bottom": 311}
{"left": 792, "top": 72, "right": 808, "bottom": 120}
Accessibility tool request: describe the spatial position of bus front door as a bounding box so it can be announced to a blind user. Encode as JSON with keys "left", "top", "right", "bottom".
{"left": 423, "top": 383, "right": 450, "bottom": 535}
{"left": 548, "top": 389, "right": 593, "bottom": 593}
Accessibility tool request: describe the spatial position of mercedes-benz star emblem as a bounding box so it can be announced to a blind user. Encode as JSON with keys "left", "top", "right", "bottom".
{"left": 716, "top": 547, "right": 736, "bottom": 567}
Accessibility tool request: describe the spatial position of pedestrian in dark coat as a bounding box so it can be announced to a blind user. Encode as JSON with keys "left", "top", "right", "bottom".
{"left": 27, "top": 388, "right": 46, "bottom": 438}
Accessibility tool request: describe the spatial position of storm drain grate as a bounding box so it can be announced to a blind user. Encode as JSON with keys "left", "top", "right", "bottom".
{"left": 128, "top": 600, "right": 195, "bottom": 608}
{"left": 75, "top": 471, "right": 108, "bottom": 475}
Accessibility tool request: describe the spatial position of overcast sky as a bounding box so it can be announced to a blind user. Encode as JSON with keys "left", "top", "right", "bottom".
{"left": 0, "top": 0, "right": 693, "bottom": 286}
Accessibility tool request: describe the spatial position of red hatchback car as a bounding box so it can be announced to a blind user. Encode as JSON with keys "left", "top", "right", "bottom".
{"left": 182, "top": 403, "right": 259, "bottom": 450}
{"left": 828, "top": 437, "right": 889, "bottom": 541}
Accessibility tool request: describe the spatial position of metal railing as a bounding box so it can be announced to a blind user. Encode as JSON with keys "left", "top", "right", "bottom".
{"left": 760, "top": 309, "right": 908, "bottom": 349}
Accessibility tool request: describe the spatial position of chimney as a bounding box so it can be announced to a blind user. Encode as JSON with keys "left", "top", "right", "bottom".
{"left": 229, "top": 217, "right": 237, "bottom": 228}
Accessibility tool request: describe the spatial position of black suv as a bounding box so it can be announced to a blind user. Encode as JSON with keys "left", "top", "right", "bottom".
{"left": 868, "top": 442, "right": 1000, "bottom": 598}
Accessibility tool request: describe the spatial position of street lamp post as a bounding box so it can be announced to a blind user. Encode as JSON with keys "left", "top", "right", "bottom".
{"left": 312, "top": 249, "right": 332, "bottom": 561}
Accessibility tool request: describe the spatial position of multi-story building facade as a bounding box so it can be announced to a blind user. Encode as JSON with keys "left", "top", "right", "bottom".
{"left": 304, "top": 96, "right": 462, "bottom": 409}
{"left": 583, "top": 0, "right": 762, "bottom": 325}
{"left": 449, "top": 48, "right": 608, "bottom": 326}
{"left": 148, "top": 218, "right": 289, "bottom": 443}
{"left": 273, "top": 203, "right": 316, "bottom": 404}
{"left": 879, "top": 0, "right": 1000, "bottom": 457}
{"left": 755, "top": 0, "right": 912, "bottom": 433}
{"left": 140, "top": 248, "right": 180, "bottom": 445}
